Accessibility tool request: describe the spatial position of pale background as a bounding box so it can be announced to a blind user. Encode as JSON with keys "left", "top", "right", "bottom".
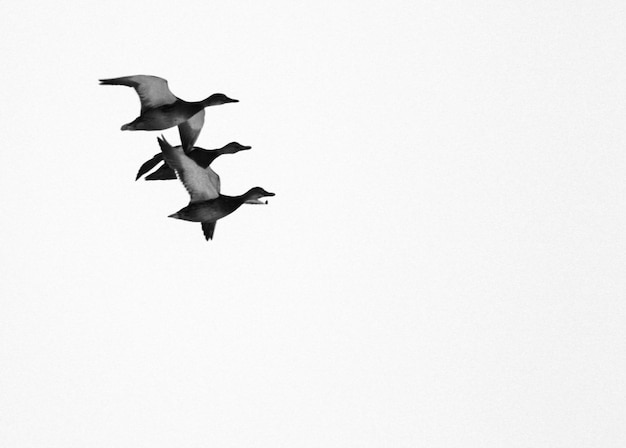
{"left": 1, "top": 1, "right": 625, "bottom": 447}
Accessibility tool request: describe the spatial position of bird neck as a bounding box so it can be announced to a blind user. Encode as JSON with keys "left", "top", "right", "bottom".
{"left": 201, "top": 95, "right": 222, "bottom": 107}
{"left": 215, "top": 194, "right": 247, "bottom": 214}
{"left": 218, "top": 144, "right": 240, "bottom": 155}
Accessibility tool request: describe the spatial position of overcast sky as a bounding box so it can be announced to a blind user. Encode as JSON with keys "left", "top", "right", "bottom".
{"left": 1, "top": 1, "right": 626, "bottom": 447}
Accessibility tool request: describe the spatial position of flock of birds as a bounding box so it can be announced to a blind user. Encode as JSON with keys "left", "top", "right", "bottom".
{"left": 100, "top": 75, "right": 274, "bottom": 241}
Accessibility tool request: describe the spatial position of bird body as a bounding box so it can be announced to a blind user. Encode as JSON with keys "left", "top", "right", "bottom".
{"left": 99, "top": 75, "right": 237, "bottom": 151}
{"left": 169, "top": 197, "right": 238, "bottom": 223}
{"left": 120, "top": 100, "right": 202, "bottom": 131}
{"left": 156, "top": 136, "right": 273, "bottom": 240}
{"left": 136, "top": 142, "right": 251, "bottom": 181}
{"left": 169, "top": 189, "right": 274, "bottom": 223}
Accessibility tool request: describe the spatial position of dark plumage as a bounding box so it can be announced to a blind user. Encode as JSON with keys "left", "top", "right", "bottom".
{"left": 168, "top": 187, "right": 275, "bottom": 223}
{"left": 99, "top": 75, "right": 238, "bottom": 151}
{"left": 157, "top": 136, "right": 274, "bottom": 241}
{"left": 136, "top": 142, "right": 251, "bottom": 181}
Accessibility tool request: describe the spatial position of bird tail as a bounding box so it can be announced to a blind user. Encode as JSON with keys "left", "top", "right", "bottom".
{"left": 202, "top": 222, "right": 216, "bottom": 240}
{"left": 121, "top": 119, "right": 138, "bottom": 131}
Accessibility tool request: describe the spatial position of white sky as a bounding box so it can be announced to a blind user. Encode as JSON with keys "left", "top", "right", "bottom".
{"left": 1, "top": 1, "right": 626, "bottom": 447}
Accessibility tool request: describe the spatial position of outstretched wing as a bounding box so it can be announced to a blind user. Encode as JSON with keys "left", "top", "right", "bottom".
{"left": 145, "top": 163, "right": 177, "bottom": 181}
{"left": 178, "top": 110, "right": 205, "bottom": 152}
{"left": 99, "top": 75, "right": 178, "bottom": 113}
{"left": 135, "top": 153, "right": 164, "bottom": 180}
{"left": 201, "top": 222, "right": 217, "bottom": 240}
{"left": 157, "top": 136, "right": 219, "bottom": 203}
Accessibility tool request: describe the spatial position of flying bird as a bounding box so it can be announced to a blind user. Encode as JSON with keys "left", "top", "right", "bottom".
{"left": 157, "top": 136, "right": 274, "bottom": 240}
{"left": 136, "top": 142, "right": 251, "bottom": 181}
{"left": 99, "top": 75, "right": 238, "bottom": 151}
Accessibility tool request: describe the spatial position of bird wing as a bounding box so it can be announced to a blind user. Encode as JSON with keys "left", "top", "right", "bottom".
{"left": 157, "top": 136, "right": 219, "bottom": 203}
{"left": 135, "top": 152, "right": 164, "bottom": 180}
{"left": 145, "top": 163, "right": 177, "bottom": 181}
{"left": 99, "top": 75, "right": 178, "bottom": 113}
{"left": 201, "top": 222, "right": 217, "bottom": 240}
{"left": 178, "top": 109, "right": 205, "bottom": 152}
{"left": 212, "top": 170, "right": 221, "bottom": 192}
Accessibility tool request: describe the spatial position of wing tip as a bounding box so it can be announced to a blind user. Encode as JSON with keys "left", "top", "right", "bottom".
{"left": 157, "top": 134, "right": 169, "bottom": 149}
